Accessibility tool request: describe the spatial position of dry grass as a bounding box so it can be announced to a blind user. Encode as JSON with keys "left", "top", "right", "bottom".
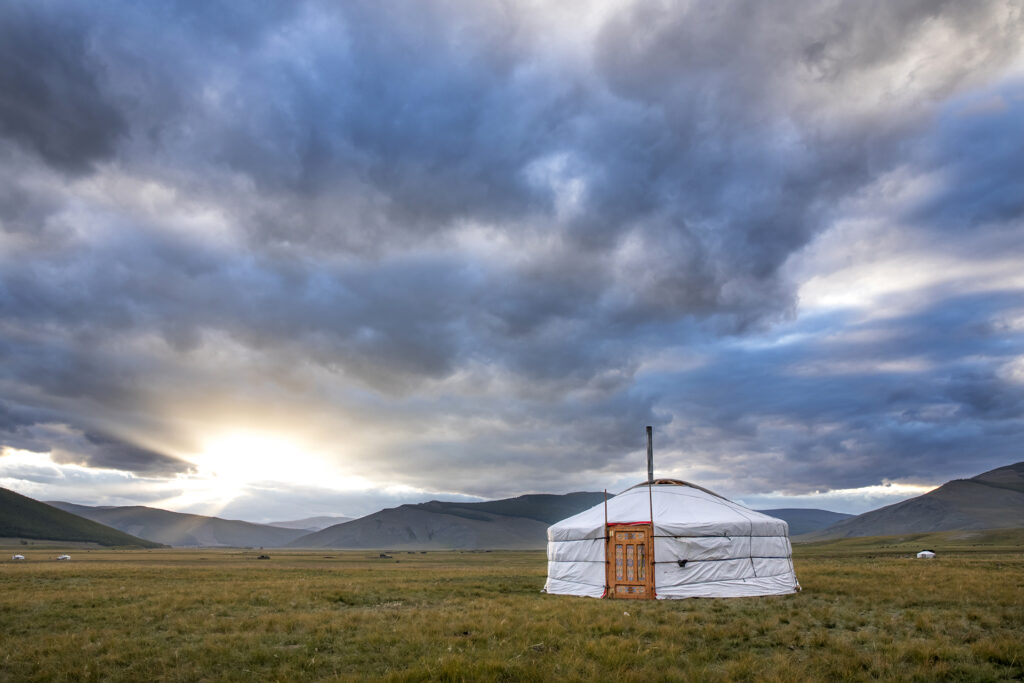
{"left": 1, "top": 535, "right": 1022, "bottom": 682}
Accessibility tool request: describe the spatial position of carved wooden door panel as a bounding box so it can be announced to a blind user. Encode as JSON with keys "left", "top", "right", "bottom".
{"left": 607, "top": 524, "right": 653, "bottom": 599}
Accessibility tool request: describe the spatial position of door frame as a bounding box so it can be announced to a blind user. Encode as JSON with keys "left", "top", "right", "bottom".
{"left": 605, "top": 523, "right": 654, "bottom": 599}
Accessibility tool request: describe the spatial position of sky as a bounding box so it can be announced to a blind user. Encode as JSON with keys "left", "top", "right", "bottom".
{"left": 1, "top": 0, "right": 1022, "bottom": 523}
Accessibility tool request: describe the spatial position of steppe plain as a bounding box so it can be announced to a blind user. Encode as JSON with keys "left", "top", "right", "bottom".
{"left": 2, "top": 530, "right": 1023, "bottom": 682}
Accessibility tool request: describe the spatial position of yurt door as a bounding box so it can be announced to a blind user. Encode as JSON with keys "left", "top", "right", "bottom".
{"left": 606, "top": 524, "right": 653, "bottom": 599}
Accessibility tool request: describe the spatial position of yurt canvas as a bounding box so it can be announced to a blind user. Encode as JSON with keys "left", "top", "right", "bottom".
{"left": 545, "top": 480, "right": 800, "bottom": 599}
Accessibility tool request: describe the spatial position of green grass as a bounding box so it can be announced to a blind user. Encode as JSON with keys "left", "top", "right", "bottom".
{"left": 1, "top": 533, "right": 1022, "bottom": 681}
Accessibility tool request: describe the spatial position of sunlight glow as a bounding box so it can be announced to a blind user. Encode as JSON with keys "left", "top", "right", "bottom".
{"left": 186, "top": 432, "right": 328, "bottom": 497}
{"left": 194, "top": 432, "right": 311, "bottom": 485}
{"left": 162, "top": 431, "right": 388, "bottom": 516}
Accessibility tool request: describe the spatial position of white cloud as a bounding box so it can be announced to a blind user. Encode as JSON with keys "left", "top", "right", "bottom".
{"left": 737, "top": 481, "right": 939, "bottom": 515}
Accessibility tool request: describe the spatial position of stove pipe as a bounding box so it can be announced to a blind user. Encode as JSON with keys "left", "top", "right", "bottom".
{"left": 646, "top": 425, "right": 653, "bottom": 483}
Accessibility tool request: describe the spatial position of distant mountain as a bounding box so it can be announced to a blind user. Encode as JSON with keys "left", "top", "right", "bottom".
{"left": 289, "top": 492, "right": 607, "bottom": 549}
{"left": 267, "top": 515, "right": 353, "bottom": 531}
{"left": 798, "top": 462, "right": 1024, "bottom": 541}
{"left": 457, "top": 492, "right": 611, "bottom": 524}
{"left": 755, "top": 508, "right": 854, "bottom": 536}
{"left": 47, "top": 502, "right": 309, "bottom": 548}
{"left": 0, "top": 487, "right": 162, "bottom": 547}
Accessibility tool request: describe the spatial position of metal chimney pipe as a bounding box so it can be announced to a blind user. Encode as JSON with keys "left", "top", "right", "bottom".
{"left": 646, "top": 425, "right": 653, "bottom": 483}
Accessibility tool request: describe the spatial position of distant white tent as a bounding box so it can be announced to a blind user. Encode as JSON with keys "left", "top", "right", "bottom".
{"left": 56, "top": 554, "right": 71, "bottom": 561}
{"left": 916, "top": 550, "right": 936, "bottom": 559}
{"left": 11, "top": 554, "right": 25, "bottom": 560}
{"left": 545, "top": 480, "right": 800, "bottom": 599}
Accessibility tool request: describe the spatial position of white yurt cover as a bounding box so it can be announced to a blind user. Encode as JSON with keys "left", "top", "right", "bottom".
{"left": 545, "top": 481, "right": 800, "bottom": 599}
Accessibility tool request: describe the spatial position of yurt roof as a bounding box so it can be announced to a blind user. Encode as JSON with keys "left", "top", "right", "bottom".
{"left": 548, "top": 480, "right": 788, "bottom": 542}
{"left": 624, "top": 478, "right": 731, "bottom": 500}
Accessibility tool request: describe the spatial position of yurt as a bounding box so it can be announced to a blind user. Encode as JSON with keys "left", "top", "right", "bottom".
{"left": 545, "top": 478, "right": 800, "bottom": 599}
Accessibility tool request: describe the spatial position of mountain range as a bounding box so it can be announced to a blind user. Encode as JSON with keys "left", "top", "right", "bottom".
{"left": 798, "top": 461, "right": 1024, "bottom": 540}
{"left": 9, "top": 490, "right": 847, "bottom": 549}
{"left": 267, "top": 515, "right": 353, "bottom": 531}
{"left": 47, "top": 502, "right": 309, "bottom": 548}
{"left": 5, "top": 461, "right": 1022, "bottom": 549}
{"left": 288, "top": 496, "right": 857, "bottom": 550}
{"left": 756, "top": 508, "right": 853, "bottom": 536}
{"left": 288, "top": 493, "right": 609, "bottom": 549}
{"left": 0, "top": 487, "right": 161, "bottom": 548}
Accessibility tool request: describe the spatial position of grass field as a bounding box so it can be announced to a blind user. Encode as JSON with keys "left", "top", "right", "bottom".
{"left": 2, "top": 531, "right": 1023, "bottom": 682}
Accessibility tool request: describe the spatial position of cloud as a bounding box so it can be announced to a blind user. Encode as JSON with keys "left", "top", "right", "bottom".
{"left": 0, "top": 0, "right": 1022, "bottom": 515}
{"left": 0, "top": 400, "right": 191, "bottom": 477}
{"left": 910, "top": 83, "right": 1024, "bottom": 231}
{"left": 0, "top": 4, "right": 126, "bottom": 171}
{"left": 644, "top": 288, "right": 1024, "bottom": 497}
{"left": 74, "top": 432, "right": 191, "bottom": 476}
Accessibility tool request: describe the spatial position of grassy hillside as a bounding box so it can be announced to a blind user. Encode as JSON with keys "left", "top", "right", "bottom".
{"left": 0, "top": 487, "right": 162, "bottom": 548}
{"left": 972, "top": 460, "right": 1024, "bottom": 493}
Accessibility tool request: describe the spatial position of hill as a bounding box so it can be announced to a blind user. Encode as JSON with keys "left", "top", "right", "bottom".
{"left": 288, "top": 492, "right": 848, "bottom": 550}
{"left": 267, "top": 515, "right": 353, "bottom": 531}
{"left": 436, "top": 492, "right": 610, "bottom": 524}
{"left": 797, "top": 462, "right": 1024, "bottom": 541}
{"left": 47, "top": 502, "right": 308, "bottom": 548}
{"left": 795, "top": 527, "right": 1024, "bottom": 557}
{"left": 755, "top": 508, "right": 853, "bottom": 535}
{"left": 289, "top": 492, "right": 607, "bottom": 549}
{"left": 0, "top": 487, "right": 162, "bottom": 547}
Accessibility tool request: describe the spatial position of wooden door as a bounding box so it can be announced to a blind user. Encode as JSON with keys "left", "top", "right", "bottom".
{"left": 606, "top": 524, "right": 653, "bottom": 599}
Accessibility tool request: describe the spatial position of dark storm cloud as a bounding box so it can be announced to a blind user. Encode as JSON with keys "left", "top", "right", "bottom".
{"left": 0, "top": 400, "right": 39, "bottom": 432}
{"left": 652, "top": 289, "right": 1024, "bottom": 495}
{"left": 0, "top": 397, "right": 189, "bottom": 476}
{"left": 910, "top": 83, "right": 1024, "bottom": 231}
{"left": 1, "top": 0, "right": 1022, "bottom": 503}
{"left": 76, "top": 432, "right": 189, "bottom": 476}
{"left": 0, "top": 400, "right": 51, "bottom": 453}
{"left": 0, "top": 4, "right": 125, "bottom": 171}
